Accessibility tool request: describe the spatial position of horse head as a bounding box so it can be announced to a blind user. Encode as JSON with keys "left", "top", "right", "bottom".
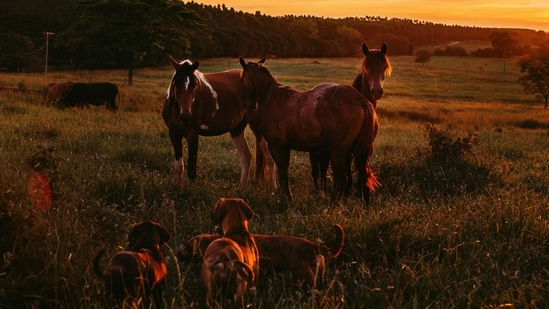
{"left": 239, "top": 56, "right": 267, "bottom": 111}
{"left": 167, "top": 55, "right": 200, "bottom": 125}
{"left": 357, "top": 42, "right": 392, "bottom": 102}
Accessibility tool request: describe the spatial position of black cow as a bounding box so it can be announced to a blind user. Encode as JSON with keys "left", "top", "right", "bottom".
{"left": 58, "top": 82, "right": 119, "bottom": 110}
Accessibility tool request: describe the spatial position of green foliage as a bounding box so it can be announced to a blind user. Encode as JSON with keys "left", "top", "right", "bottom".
{"left": 0, "top": 32, "right": 40, "bottom": 71}
{"left": 2, "top": 0, "right": 548, "bottom": 69}
{"left": 57, "top": 0, "right": 202, "bottom": 70}
{"left": 414, "top": 49, "right": 432, "bottom": 64}
{"left": 425, "top": 123, "right": 478, "bottom": 162}
{"left": 433, "top": 46, "right": 468, "bottom": 57}
{"left": 490, "top": 31, "right": 521, "bottom": 57}
{"left": 518, "top": 52, "right": 549, "bottom": 108}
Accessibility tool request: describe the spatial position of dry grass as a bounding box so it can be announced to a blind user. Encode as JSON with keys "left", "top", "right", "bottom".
{"left": 1, "top": 55, "right": 549, "bottom": 308}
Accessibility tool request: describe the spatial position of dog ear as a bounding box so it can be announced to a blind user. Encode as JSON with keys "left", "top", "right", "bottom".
{"left": 211, "top": 198, "right": 227, "bottom": 225}
{"left": 155, "top": 224, "right": 172, "bottom": 244}
{"left": 127, "top": 222, "right": 140, "bottom": 245}
{"left": 238, "top": 199, "right": 254, "bottom": 220}
{"left": 234, "top": 260, "right": 254, "bottom": 282}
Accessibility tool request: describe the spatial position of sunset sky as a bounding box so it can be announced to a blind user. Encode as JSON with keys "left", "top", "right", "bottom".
{"left": 195, "top": 0, "right": 549, "bottom": 32}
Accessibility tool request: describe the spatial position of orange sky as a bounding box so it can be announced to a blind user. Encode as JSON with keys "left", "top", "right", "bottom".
{"left": 194, "top": 0, "right": 549, "bottom": 32}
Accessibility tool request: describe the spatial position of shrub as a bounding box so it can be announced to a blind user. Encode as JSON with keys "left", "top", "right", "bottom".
{"left": 425, "top": 123, "right": 478, "bottom": 162}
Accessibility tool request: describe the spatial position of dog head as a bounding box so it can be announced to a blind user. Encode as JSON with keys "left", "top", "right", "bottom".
{"left": 211, "top": 198, "right": 254, "bottom": 234}
{"left": 127, "top": 221, "right": 171, "bottom": 251}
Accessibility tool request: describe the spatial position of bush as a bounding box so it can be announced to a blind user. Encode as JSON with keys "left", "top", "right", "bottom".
{"left": 425, "top": 123, "right": 478, "bottom": 162}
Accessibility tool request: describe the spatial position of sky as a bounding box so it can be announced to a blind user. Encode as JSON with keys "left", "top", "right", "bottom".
{"left": 194, "top": 0, "right": 549, "bottom": 32}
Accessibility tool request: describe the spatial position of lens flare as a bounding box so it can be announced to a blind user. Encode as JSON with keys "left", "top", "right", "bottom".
{"left": 28, "top": 172, "right": 52, "bottom": 211}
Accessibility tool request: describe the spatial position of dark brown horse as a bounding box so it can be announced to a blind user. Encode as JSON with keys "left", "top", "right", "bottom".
{"left": 239, "top": 56, "right": 379, "bottom": 206}
{"left": 311, "top": 42, "right": 391, "bottom": 195}
{"left": 163, "top": 56, "right": 275, "bottom": 188}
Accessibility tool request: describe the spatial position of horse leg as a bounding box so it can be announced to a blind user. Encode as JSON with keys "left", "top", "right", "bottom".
{"left": 344, "top": 152, "right": 353, "bottom": 195}
{"left": 231, "top": 132, "right": 252, "bottom": 188}
{"left": 168, "top": 129, "right": 184, "bottom": 187}
{"left": 255, "top": 136, "right": 265, "bottom": 181}
{"left": 269, "top": 145, "right": 292, "bottom": 202}
{"left": 186, "top": 134, "right": 199, "bottom": 181}
{"left": 329, "top": 150, "right": 348, "bottom": 206}
{"left": 354, "top": 154, "right": 367, "bottom": 204}
{"left": 355, "top": 147, "right": 380, "bottom": 207}
{"left": 258, "top": 138, "right": 277, "bottom": 191}
{"left": 319, "top": 148, "right": 330, "bottom": 193}
{"left": 310, "top": 148, "right": 329, "bottom": 193}
{"left": 308, "top": 150, "right": 321, "bottom": 191}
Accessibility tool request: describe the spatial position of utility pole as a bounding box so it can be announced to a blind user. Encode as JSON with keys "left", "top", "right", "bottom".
{"left": 44, "top": 32, "right": 54, "bottom": 79}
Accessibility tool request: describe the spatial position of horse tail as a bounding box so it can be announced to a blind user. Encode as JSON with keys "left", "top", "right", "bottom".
{"left": 365, "top": 164, "right": 381, "bottom": 192}
{"left": 92, "top": 248, "right": 108, "bottom": 279}
{"left": 354, "top": 100, "right": 381, "bottom": 198}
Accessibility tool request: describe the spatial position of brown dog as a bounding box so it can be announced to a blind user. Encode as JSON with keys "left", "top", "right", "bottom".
{"left": 179, "top": 224, "right": 344, "bottom": 292}
{"left": 201, "top": 198, "right": 259, "bottom": 308}
{"left": 254, "top": 224, "right": 344, "bottom": 291}
{"left": 93, "top": 221, "right": 172, "bottom": 308}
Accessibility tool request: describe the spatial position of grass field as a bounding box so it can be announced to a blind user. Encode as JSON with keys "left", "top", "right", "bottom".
{"left": 1, "top": 52, "right": 549, "bottom": 308}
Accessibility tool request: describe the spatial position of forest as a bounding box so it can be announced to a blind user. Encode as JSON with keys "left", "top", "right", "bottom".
{"left": 0, "top": 0, "right": 547, "bottom": 71}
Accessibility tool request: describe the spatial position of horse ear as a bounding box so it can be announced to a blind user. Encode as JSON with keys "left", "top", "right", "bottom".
{"left": 361, "top": 42, "right": 369, "bottom": 56}
{"left": 191, "top": 60, "right": 200, "bottom": 71}
{"left": 258, "top": 55, "right": 267, "bottom": 64}
{"left": 167, "top": 54, "right": 181, "bottom": 70}
{"left": 381, "top": 42, "right": 387, "bottom": 55}
{"left": 239, "top": 56, "right": 247, "bottom": 69}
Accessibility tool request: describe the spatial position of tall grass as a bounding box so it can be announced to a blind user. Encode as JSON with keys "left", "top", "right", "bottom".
{"left": 1, "top": 55, "right": 549, "bottom": 308}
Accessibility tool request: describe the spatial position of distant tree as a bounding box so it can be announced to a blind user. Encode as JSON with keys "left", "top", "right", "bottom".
{"left": 471, "top": 47, "right": 497, "bottom": 57}
{"left": 335, "top": 26, "right": 362, "bottom": 56}
{"left": 471, "top": 32, "right": 521, "bottom": 63}
{"left": 518, "top": 53, "right": 549, "bottom": 109}
{"left": 447, "top": 46, "right": 467, "bottom": 56}
{"left": 433, "top": 46, "right": 467, "bottom": 57}
{"left": 415, "top": 49, "right": 432, "bottom": 64}
{"left": 370, "top": 33, "right": 411, "bottom": 55}
{"left": 490, "top": 31, "right": 520, "bottom": 57}
{"left": 58, "top": 0, "right": 202, "bottom": 84}
{"left": 0, "top": 32, "right": 39, "bottom": 71}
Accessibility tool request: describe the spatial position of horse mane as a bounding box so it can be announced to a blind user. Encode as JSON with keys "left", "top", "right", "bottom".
{"left": 171, "top": 60, "right": 218, "bottom": 102}
{"left": 257, "top": 64, "right": 283, "bottom": 87}
{"left": 194, "top": 70, "right": 218, "bottom": 104}
{"left": 360, "top": 51, "right": 392, "bottom": 77}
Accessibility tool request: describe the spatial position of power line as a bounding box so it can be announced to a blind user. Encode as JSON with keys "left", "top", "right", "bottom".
{"left": 0, "top": 43, "right": 47, "bottom": 56}
{"left": 0, "top": 23, "right": 50, "bottom": 40}
{"left": 0, "top": 25, "right": 50, "bottom": 56}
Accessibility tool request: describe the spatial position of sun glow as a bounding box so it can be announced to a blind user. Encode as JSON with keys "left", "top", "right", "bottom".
{"left": 194, "top": 0, "right": 549, "bottom": 32}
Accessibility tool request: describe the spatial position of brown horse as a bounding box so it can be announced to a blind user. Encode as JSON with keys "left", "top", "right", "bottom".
{"left": 163, "top": 56, "right": 275, "bottom": 188}
{"left": 239, "top": 56, "right": 379, "bottom": 206}
{"left": 311, "top": 42, "right": 391, "bottom": 195}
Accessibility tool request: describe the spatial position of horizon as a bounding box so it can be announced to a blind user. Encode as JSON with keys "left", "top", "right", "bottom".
{"left": 190, "top": 0, "right": 549, "bottom": 33}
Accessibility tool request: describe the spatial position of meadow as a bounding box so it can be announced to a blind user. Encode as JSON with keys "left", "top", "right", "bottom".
{"left": 1, "top": 50, "right": 549, "bottom": 308}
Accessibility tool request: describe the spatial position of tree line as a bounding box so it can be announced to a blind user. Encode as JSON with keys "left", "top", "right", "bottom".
{"left": 1, "top": 0, "right": 548, "bottom": 74}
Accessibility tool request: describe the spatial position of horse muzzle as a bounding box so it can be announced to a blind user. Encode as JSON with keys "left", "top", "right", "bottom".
{"left": 371, "top": 88, "right": 384, "bottom": 100}
{"left": 244, "top": 99, "right": 258, "bottom": 111}
{"left": 179, "top": 113, "right": 192, "bottom": 125}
